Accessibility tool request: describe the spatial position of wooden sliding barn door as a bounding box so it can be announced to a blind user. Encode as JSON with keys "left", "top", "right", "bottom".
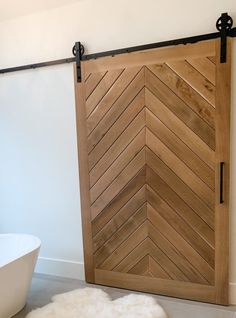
{"left": 74, "top": 39, "right": 231, "bottom": 304}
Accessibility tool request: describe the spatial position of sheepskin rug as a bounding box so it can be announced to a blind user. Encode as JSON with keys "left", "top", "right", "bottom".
{"left": 26, "top": 287, "right": 167, "bottom": 318}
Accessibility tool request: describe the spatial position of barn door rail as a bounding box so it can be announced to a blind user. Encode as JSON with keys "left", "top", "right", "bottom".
{"left": 0, "top": 12, "right": 235, "bottom": 81}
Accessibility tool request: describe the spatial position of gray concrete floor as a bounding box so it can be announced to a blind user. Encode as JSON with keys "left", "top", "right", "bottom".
{"left": 14, "top": 274, "right": 236, "bottom": 318}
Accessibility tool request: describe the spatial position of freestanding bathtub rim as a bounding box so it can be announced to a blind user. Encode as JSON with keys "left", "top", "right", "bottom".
{"left": 0, "top": 233, "right": 41, "bottom": 268}
{"left": 0, "top": 233, "right": 41, "bottom": 318}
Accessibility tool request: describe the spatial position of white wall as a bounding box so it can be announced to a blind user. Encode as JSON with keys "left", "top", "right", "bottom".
{"left": 0, "top": 65, "right": 85, "bottom": 278}
{"left": 0, "top": 0, "right": 81, "bottom": 21}
{"left": 0, "top": 0, "right": 236, "bottom": 301}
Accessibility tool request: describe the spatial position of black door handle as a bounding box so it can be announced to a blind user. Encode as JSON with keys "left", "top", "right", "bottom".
{"left": 220, "top": 162, "right": 224, "bottom": 204}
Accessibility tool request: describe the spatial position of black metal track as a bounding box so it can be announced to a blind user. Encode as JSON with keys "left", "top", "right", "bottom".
{"left": 82, "top": 30, "right": 227, "bottom": 60}
{"left": 0, "top": 27, "right": 235, "bottom": 75}
{"left": 0, "top": 57, "right": 75, "bottom": 74}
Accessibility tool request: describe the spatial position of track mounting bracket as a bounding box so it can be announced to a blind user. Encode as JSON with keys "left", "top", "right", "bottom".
{"left": 216, "top": 12, "right": 233, "bottom": 63}
{"left": 73, "top": 42, "right": 85, "bottom": 82}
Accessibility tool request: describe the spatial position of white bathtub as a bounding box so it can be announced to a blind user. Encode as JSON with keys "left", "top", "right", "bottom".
{"left": 0, "top": 234, "right": 41, "bottom": 318}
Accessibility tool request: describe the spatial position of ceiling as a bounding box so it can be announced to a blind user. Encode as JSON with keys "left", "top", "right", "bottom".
{"left": 0, "top": 0, "right": 82, "bottom": 21}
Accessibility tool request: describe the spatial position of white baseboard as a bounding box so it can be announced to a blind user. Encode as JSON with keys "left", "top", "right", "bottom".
{"left": 35, "top": 256, "right": 85, "bottom": 280}
{"left": 230, "top": 282, "right": 236, "bottom": 305}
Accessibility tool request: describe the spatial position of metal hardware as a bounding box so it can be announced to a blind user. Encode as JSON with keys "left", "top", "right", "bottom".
{"left": 72, "top": 42, "right": 85, "bottom": 82}
{"left": 0, "top": 13, "right": 235, "bottom": 77}
{"left": 82, "top": 32, "right": 220, "bottom": 61}
{"left": 216, "top": 12, "right": 233, "bottom": 63}
{"left": 220, "top": 162, "right": 224, "bottom": 204}
{"left": 0, "top": 57, "right": 76, "bottom": 74}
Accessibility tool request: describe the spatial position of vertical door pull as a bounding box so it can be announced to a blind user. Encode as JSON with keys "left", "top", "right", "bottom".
{"left": 220, "top": 162, "right": 224, "bottom": 204}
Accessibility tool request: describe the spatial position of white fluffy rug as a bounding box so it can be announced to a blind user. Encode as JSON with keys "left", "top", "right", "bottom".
{"left": 26, "top": 287, "right": 167, "bottom": 318}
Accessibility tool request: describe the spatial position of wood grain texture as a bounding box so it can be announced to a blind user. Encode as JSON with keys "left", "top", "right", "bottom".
{"left": 187, "top": 57, "right": 216, "bottom": 85}
{"left": 85, "top": 71, "right": 107, "bottom": 99}
{"left": 88, "top": 89, "right": 145, "bottom": 170}
{"left": 91, "top": 147, "right": 146, "bottom": 220}
{"left": 145, "top": 87, "right": 215, "bottom": 169}
{"left": 93, "top": 186, "right": 146, "bottom": 252}
{"left": 86, "top": 68, "right": 124, "bottom": 117}
{"left": 89, "top": 110, "right": 146, "bottom": 187}
{"left": 95, "top": 270, "right": 216, "bottom": 303}
{"left": 166, "top": 60, "right": 215, "bottom": 107}
{"left": 83, "top": 40, "right": 215, "bottom": 76}
{"left": 92, "top": 168, "right": 146, "bottom": 236}
{"left": 74, "top": 65, "right": 94, "bottom": 282}
{"left": 146, "top": 167, "right": 214, "bottom": 268}
{"left": 214, "top": 39, "right": 231, "bottom": 305}
{"left": 74, "top": 39, "right": 231, "bottom": 304}
{"left": 145, "top": 67, "right": 215, "bottom": 149}
{"left": 146, "top": 121, "right": 215, "bottom": 210}
{"left": 146, "top": 108, "right": 215, "bottom": 190}
{"left": 147, "top": 63, "right": 215, "bottom": 128}
{"left": 146, "top": 146, "right": 215, "bottom": 239}
{"left": 90, "top": 129, "right": 145, "bottom": 203}
{"left": 87, "top": 67, "right": 143, "bottom": 136}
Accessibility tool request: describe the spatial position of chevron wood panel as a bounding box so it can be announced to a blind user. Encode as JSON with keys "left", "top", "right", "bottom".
{"left": 75, "top": 39, "right": 231, "bottom": 304}
{"left": 86, "top": 68, "right": 124, "bottom": 117}
{"left": 145, "top": 87, "right": 215, "bottom": 169}
{"left": 166, "top": 60, "right": 215, "bottom": 107}
{"left": 87, "top": 67, "right": 143, "bottom": 136}
{"left": 93, "top": 185, "right": 146, "bottom": 252}
{"left": 186, "top": 57, "right": 216, "bottom": 85}
{"left": 128, "top": 255, "right": 151, "bottom": 277}
{"left": 92, "top": 168, "right": 146, "bottom": 236}
{"left": 147, "top": 64, "right": 215, "bottom": 128}
{"left": 90, "top": 128, "right": 145, "bottom": 203}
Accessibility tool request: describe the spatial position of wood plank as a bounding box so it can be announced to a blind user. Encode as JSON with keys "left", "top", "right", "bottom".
{"left": 92, "top": 168, "right": 146, "bottom": 236}
{"left": 114, "top": 235, "right": 187, "bottom": 281}
{"left": 145, "top": 68, "right": 215, "bottom": 150}
{"left": 114, "top": 239, "right": 149, "bottom": 273}
{"left": 99, "top": 221, "right": 148, "bottom": 270}
{"left": 90, "top": 109, "right": 146, "bottom": 187}
{"left": 86, "top": 68, "right": 124, "bottom": 117}
{"left": 90, "top": 129, "right": 145, "bottom": 203}
{"left": 146, "top": 108, "right": 215, "bottom": 190}
{"left": 146, "top": 171, "right": 215, "bottom": 268}
{"left": 146, "top": 127, "right": 214, "bottom": 210}
{"left": 148, "top": 238, "right": 189, "bottom": 281}
{"left": 85, "top": 73, "right": 91, "bottom": 82}
{"left": 74, "top": 66, "right": 94, "bottom": 282}
{"left": 95, "top": 270, "right": 216, "bottom": 303}
{"left": 166, "top": 60, "right": 215, "bottom": 107}
{"left": 91, "top": 148, "right": 146, "bottom": 220}
{"left": 94, "top": 204, "right": 147, "bottom": 267}
{"left": 187, "top": 57, "right": 216, "bottom": 85}
{"left": 93, "top": 185, "right": 146, "bottom": 251}
{"left": 148, "top": 218, "right": 208, "bottom": 284}
{"left": 146, "top": 144, "right": 214, "bottom": 233}
{"left": 149, "top": 256, "right": 172, "bottom": 279}
{"left": 87, "top": 67, "right": 143, "bottom": 136}
{"left": 128, "top": 255, "right": 149, "bottom": 276}
{"left": 85, "top": 71, "right": 107, "bottom": 99}
{"left": 208, "top": 56, "right": 216, "bottom": 64}
{"left": 83, "top": 40, "right": 215, "bottom": 75}
{"left": 146, "top": 186, "right": 214, "bottom": 284}
{"left": 214, "top": 39, "right": 231, "bottom": 305}
{"left": 88, "top": 89, "right": 145, "bottom": 170}
{"left": 145, "top": 88, "right": 215, "bottom": 169}
{"left": 147, "top": 64, "right": 215, "bottom": 128}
